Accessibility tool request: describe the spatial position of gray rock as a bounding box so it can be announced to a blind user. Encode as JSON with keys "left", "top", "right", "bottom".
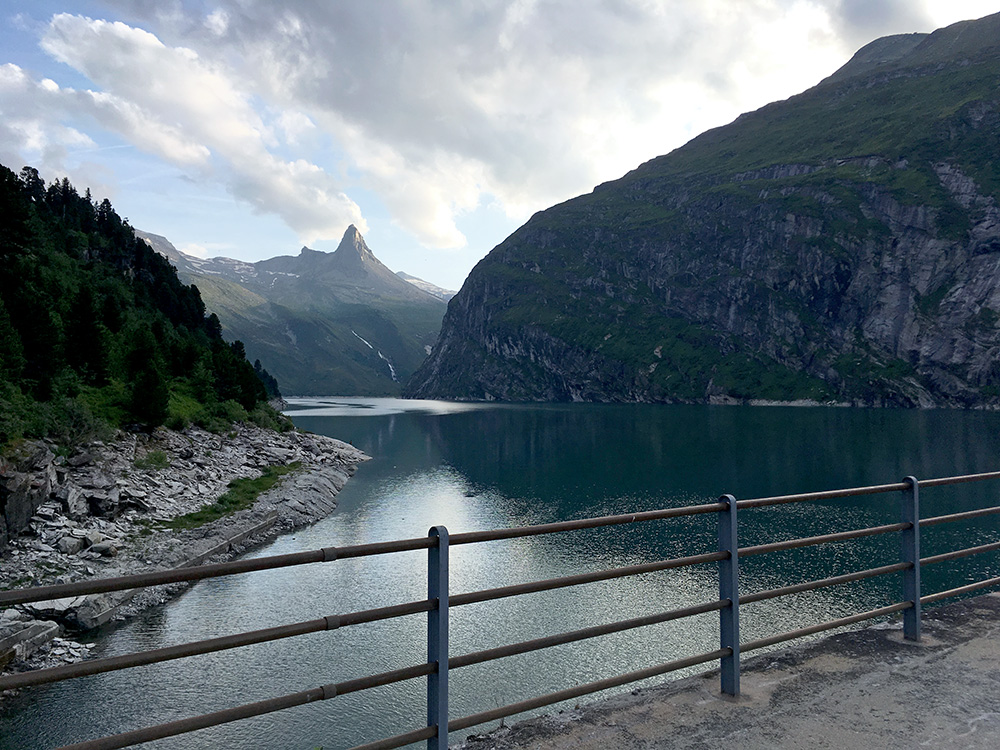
{"left": 56, "top": 482, "right": 90, "bottom": 520}
{"left": 87, "top": 488, "right": 121, "bottom": 518}
{"left": 57, "top": 536, "right": 85, "bottom": 555}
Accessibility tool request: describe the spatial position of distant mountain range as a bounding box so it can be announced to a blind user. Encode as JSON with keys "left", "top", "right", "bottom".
{"left": 138, "top": 227, "right": 451, "bottom": 396}
{"left": 407, "top": 13, "right": 1000, "bottom": 407}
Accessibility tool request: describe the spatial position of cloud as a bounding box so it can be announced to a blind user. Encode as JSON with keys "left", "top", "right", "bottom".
{"left": 32, "top": 13, "right": 366, "bottom": 242}
{"left": 102, "top": 0, "right": 858, "bottom": 249}
{"left": 26, "top": 0, "right": 959, "bottom": 253}
{"left": 818, "top": 0, "right": 934, "bottom": 47}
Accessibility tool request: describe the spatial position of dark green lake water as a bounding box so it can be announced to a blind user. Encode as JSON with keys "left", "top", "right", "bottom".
{"left": 3, "top": 400, "right": 1000, "bottom": 749}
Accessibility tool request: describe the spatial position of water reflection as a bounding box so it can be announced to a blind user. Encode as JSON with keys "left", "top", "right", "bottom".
{"left": 3, "top": 401, "right": 1000, "bottom": 750}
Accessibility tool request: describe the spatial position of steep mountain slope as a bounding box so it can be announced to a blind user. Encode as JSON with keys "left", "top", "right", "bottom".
{"left": 138, "top": 227, "right": 446, "bottom": 396}
{"left": 406, "top": 13, "right": 1000, "bottom": 407}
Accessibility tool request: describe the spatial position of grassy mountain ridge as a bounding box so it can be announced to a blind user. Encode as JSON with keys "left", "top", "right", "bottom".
{"left": 406, "top": 12, "right": 1000, "bottom": 406}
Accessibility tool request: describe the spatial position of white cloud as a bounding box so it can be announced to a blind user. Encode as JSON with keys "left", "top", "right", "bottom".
{"left": 275, "top": 110, "right": 317, "bottom": 147}
{"left": 204, "top": 9, "right": 229, "bottom": 36}
{"left": 117, "top": 0, "right": 863, "bottom": 248}
{"left": 32, "top": 13, "right": 365, "bottom": 244}
{"left": 10, "top": 0, "right": 993, "bottom": 265}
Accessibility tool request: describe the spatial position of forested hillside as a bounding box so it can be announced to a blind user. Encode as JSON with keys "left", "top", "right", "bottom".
{"left": 0, "top": 163, "right": 284, "bottom": 446}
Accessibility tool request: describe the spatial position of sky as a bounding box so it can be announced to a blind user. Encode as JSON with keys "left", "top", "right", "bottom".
{"left": 2, "top": 1, "right": 998, "bottom": 290}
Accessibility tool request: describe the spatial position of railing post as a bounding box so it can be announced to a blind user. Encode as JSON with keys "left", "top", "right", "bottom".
{"left": 718, "top": 494, "right": 740, "bottom": 696}
{"left": 427, "top": 525, "right": 450, "bottom": 749}
{"left": 901, "top": 476, "right": 921, "bottom": 641}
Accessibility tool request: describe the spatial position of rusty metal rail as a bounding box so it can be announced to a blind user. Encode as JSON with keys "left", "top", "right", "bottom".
{"left": 2, "top": 470, "right": 1000, "bottom": 749}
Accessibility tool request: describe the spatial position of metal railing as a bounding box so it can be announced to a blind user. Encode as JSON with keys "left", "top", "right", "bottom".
{"left": 2, "top": 469, "right": 1000, "bottom": 749}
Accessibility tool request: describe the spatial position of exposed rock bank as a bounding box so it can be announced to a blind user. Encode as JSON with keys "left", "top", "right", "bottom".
{"left": 0, "top": 424, "right": 367, "bottom": 677}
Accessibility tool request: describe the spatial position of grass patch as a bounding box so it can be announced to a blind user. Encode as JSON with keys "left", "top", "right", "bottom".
{"left": 162, "top": 462, "right": 302, "bottom": 530}
{"left": 134, "top": 450, "right": 170, "bottom": 470}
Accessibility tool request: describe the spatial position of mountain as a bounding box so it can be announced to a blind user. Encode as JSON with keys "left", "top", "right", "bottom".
{"left": 406, "top": 13, "right": 1000, "bottom": 407}
{"left": 138, "top": 227, "right": 447, "bottom": 396}
{"left": 395, "top": 272, "right": 456, "bottom": 301}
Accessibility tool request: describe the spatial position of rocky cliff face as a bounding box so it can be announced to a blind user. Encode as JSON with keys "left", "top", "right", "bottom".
{"left": 406, "top": 13, "right": 1000, "bottom": 407}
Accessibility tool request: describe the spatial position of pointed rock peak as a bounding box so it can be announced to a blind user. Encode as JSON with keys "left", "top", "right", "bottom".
{"left": 330, "top": 224, "right": 382, "bottom": 273}
{"left": 335, "top": 224, "right": 375, "bottom": 260}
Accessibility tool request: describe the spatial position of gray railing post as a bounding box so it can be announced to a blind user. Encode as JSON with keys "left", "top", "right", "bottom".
{"left": 901, "top": 476, "right": 921, "bottom": 641}
{"left": 718, "top": 494, "right": 740, "bottom": 696}
{"left": 427, "top": 525, "right": 450, "bottom": 749}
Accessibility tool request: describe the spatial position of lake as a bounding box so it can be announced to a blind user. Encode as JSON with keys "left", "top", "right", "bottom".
{"left": 3, "top": 399, "right": 1000, "bottom": 749}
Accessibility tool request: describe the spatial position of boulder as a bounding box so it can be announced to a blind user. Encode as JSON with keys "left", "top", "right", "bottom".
{"left": 57, "top": 536, "right": 85, "bottom": 555}
{"left": 66, "top": 452, "right": 94, "bottom": 467}
{"left": 21, "top": 596, "right": 89, "bottom": 621}
{"left": 56, "top": 482, "right": 90, "bottom": 520}
{"left": 86, "top": 488, "right": 122, "bottom": 518}
{"left": 89, "top": 541, "right": 118, "bottom": 557}
{"left": 0, "top": 619, "right": 61, "bottom": 669}
{"left": 82, "top": 471, "right": 115, "bottom": 490}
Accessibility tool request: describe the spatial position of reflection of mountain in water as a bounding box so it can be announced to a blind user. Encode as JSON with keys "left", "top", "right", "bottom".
{"left": 301, "top": 404, "right": 1000, "bottom": 510}
{"left": 423, "top": 405, "right": 999, "bottom": 506}
{"left": 293, "top": 402, "right": 1000, "bottom": 603}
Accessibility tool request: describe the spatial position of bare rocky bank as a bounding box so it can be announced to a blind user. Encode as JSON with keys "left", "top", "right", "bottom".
{"left": 0, "top": 423, "right": 368, "bottom": 679}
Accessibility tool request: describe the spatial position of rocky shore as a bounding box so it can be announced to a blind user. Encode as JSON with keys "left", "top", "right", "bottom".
{"left": 0, "top": 423, "right": 368, "bottom": 680}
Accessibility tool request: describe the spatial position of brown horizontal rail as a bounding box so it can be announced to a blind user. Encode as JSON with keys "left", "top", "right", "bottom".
{"left": 919, "top": 470, "right": 1000, "bottom": 488}
{"left": 736, "top": 482, "right": 907, "bottom": 509}
{"left": 0, "top": 537, "right": 435, "bottom": 607}
{"left": 736, "top": 469, "right": 1000, "bottom": 511}
{"left": 0, "top": 617, "right": 333, "bottom": 692}
{"left": 448, "top": 647, "right": 730, "bottom": 733}
{"left": 349, "top": 725, "right": 438, "bottom": 750}
{"left": 450, "top": 551, "right": 727, "bottom": 607}
{"left": 0, "top": 598, "right": 434, "bottom": 692}
{"left": 56, "top": 659, "right": 439, "bottom": 750}
{"left": 920, "top": 504, "right": 1000, "bottom": 527}
{"left": 450, "top": 600, "right": 727, "bottom": 670}
{"left": 333, "top": 663, "right": 436, "bottom": 697}
{"left": 921, "top": 540, "right": 1000, "bottom": 567}
{"left": 921, "top": 576, "right": 1000, "bottom": 604}
{"left": 450, "top": 502, "right": 727, "bottom": 545}
{"left": 739, "top": 562, "right": 910, "bottom": 605}
{"left": 738, "top": 522, "right": 908, "bottom": 558}
{"left": 350, "top": 605, "right": 733, "bottom": 748}
{"left": 29, "top": 469, "right": 1000, "bottom": 750}
{"left": 740, "top": 601, "right": 912, "bottom": 653}
{"left": 56, "top": 685, "right": 328, "bottom": 750}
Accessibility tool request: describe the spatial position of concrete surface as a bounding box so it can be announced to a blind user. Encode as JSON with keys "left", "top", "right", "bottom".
{"left": 460, "top": 593, "right": 1000, "bottom": 749}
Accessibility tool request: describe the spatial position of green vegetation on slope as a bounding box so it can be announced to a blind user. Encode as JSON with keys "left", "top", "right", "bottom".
{"left": 162, "top": 462, "right": 302, "bottom": 530}
{"left": 0, "top": 163, "right": 287, "bottom": 447}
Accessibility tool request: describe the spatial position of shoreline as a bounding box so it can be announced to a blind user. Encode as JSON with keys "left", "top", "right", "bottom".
{"left": 1, "top": 423, "right": 368, "bottom": 682}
